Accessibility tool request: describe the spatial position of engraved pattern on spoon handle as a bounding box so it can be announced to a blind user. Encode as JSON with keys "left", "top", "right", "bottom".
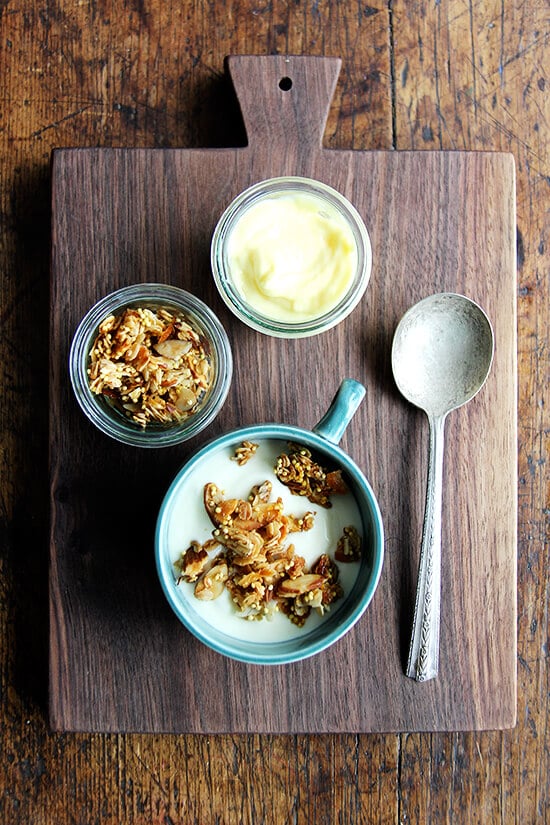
{"left": 406, "top": 413, "right": 446, "bottom": 682}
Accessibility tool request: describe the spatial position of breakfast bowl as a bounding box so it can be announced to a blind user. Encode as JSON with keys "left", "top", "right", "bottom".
{"left": 211, "top": 176, "right": 372, "bottom": 338}
{"left": 69, "top": 283, "right": 233, "bottom": 447}
{"left": 155, "top": 379, "right": 384, "bottom": 665}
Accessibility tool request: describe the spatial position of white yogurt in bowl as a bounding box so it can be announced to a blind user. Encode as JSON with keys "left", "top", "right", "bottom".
{"left": 162, "top": 438, "right": 363, "bottom": 643}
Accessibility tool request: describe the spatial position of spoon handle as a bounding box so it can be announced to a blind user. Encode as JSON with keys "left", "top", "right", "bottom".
{"left": 406, "top": 413, "right": 446, "bottom": 681}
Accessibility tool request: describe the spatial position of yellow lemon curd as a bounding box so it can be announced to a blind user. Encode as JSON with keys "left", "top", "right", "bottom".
{"left": 226, "top": 191, "right": 358, "bottom": 323}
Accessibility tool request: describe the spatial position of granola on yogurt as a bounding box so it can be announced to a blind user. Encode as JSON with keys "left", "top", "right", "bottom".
{"left": 231, "top": 441, "right": 259, "bottom": 465}
{"left": 175, "top": 479, "right": 344, "bottom": 626}
{"left": 274, "top": 443, "right": 349, "bottom": 507}
{"left": 175, "top": 443, "right": 362, "bottom": 627}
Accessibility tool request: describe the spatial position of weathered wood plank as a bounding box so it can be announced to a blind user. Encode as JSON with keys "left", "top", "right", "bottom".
{"left": 392, "top": 0, "right": 549, "bottom": 822}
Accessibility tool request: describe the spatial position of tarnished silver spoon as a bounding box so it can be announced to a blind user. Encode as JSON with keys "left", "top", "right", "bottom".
{"left": 391, "top": 293, "right": 494, "bottom": 682}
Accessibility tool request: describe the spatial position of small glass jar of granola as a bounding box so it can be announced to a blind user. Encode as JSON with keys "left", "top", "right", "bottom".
{"left": 69, "top": 283, "right": 232, "bottom": 447}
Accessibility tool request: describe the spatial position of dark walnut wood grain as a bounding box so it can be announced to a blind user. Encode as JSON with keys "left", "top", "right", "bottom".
{"left": 49, "top": 55, "right": 516, "bottom": 733}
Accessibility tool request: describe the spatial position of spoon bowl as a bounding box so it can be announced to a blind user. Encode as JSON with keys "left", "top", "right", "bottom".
{"left": 392, "top": 292, "right": 495, "bottom": 418}
{"left": 391, "top": 292, "right": 494, "bottom": 681}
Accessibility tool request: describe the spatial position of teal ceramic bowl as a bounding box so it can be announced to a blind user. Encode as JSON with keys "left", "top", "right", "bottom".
{"left": 155, "top": 379, "right": 384, "bottom": 665}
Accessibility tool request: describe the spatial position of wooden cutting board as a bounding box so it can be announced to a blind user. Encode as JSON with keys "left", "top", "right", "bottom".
{"left": 49, "top": 55, "right": 517, "bottom": 733}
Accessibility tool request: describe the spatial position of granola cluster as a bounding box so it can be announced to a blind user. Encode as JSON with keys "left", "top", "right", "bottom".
{"left": 231, "top": 441, "right": 259, "bottom": 466}
{"left": 275, "top": 444, "right": 349, "bottom": 507}
{"left": 87, "top": 306, "right": 212, "bottom": 427}
{"left": 175, "top": 442, "right": 362, "bottom": 627}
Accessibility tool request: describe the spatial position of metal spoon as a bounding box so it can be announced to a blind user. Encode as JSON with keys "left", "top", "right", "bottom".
{"left": 391, "top": 293, "right": 494, "bottom": 682}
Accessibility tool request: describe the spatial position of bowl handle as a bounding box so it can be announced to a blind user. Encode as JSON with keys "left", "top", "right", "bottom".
{"left": 313, "top": 379, "right": 366, "bottom": 445}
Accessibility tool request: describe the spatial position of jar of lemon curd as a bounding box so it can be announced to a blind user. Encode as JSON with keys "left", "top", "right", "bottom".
{"left": 210, "top": 177, "right": 372, "bottom": 339}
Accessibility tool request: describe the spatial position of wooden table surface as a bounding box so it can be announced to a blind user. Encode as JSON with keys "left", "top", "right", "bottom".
{"left": 0, "top": 2, "right": 547, "bottom": 823}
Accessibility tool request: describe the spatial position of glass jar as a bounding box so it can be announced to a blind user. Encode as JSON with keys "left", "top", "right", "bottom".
{"left": 211, "top": 176, "right": 372, "bottom": 338}
{"left": 69, "top": 283, "right": 233, "bottom": 447}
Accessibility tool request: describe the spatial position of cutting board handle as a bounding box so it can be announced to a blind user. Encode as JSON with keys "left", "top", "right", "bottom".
{"left": 226, "top": 55, "right": 341, "bottom": 151}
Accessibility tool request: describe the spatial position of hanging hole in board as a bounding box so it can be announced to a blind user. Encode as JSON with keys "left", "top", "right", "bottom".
{"left": 279, "top": 77, "right": 293, "bottom": 91}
